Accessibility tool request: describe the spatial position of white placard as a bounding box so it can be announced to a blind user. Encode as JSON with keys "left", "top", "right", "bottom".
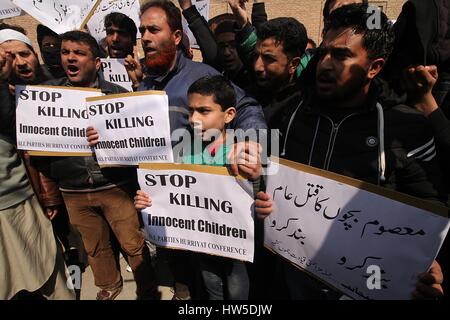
{"left": 87, "top": 91, "right": 173, "bottom": 166}
{"left": 0, "top": 0, "right": 23, "bottom": 19}
{"left": 16, "top": 85, "right": 101, "bottom": 155}
{"left": 86, "top": 0, "right": 141, "bottom": 43}
{"left": 12, "top": 0, "right": 100, "bottom": 34}
{"left": 100, "top": 58, "right": 133, "bottom": 91}
{"left": 265, "top": 158, "right": 450, "bottom": 300}
{"left": 138, "top": 164, "right": 255, "bottom": 262}
{"left": 182, "top": 0, "right": 209, "bottom": 49}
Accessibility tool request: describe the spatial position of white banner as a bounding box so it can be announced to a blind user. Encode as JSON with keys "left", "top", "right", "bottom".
{"left": 138, "top": 164, "right": 255, "bottom": 262}
{"left": 0, "top": 0, "right": 23, "bottom": 19}
{"left": 265, "top": 157, "right": 450, "bottom": 300}
{"left": 16, "top": 85, "right": 101, "bottom": 156}
{"left": 86, "top": 0, "right": 141, "bottom": 43}
{"left": 182, "top": 0, "right": 209, "bottom": 49}
{"left": 100, "top": 58, "right": 133, "bottom": 92}
{"left": 12, "top": 0, "right": 100, "bottom": 34}
{"left": 87, "top": 91, "right": 173, "bottom": 166}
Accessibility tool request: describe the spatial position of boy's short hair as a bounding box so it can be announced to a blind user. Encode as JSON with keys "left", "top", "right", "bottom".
{"left": 188, "top": 75, "right": 236, "bottom": 111}
{"left": 60, "top": 30, "right": 101, "bottom": 59}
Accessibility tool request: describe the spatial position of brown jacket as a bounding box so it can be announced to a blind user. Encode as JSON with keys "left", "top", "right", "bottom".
{"left": 21, "top": 151, "right": 63, "bottom": 208}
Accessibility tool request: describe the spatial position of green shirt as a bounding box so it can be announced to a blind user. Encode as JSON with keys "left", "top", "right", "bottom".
{"left": 181, "top": 143, "right": 229, "bottom": 167}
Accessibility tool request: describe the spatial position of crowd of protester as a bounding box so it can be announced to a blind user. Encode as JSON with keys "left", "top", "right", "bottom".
{"left": 1, "top": 0, "right": 449, "bottom": 300}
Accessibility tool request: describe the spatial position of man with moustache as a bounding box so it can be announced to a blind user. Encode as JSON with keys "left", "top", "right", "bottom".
{"left": 104, "top": 12, "right": 137, "bottom": 59}
{"left": 125, "top": 0, "right": 266, "bottom": 135}
{"left": 0, "top": 25, "right": 84, "bottom": 276}
{"left": 0, "top": 24, "right": 48, "bottom": 86}
{"left": 121, "top": 0, "right": 266, "bottom": 300}
{"left": 37, "top": 30, "right": 157, "bottom": 300}
{"left": 0, "top": 37, "right": 75, "bottom": 301}
{"left": 255, "top": 3, "right": 447, "bottom": 300}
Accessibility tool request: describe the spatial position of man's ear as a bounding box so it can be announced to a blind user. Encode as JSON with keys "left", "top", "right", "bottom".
{"left": 289, "top": 56, "right": 301, "bottom": 76}
{"left": 95, "top": 57, "right": 101, "bottom": 72}
{"left": 224, "top": 107, "right": 236, "bottom": 124}
{"left": 368, "top": 58, "right": 385, "bottom": 80}
{"left": 173, "top": 30, "right": 183, "bottom": 47}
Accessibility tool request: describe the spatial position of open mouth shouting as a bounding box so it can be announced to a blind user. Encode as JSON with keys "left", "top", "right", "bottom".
{"left": 66, "top": 64, "right": 80, "bottom": 77}
{"left": 109, "top": 44, "right": 123, "bottom": 57}
{"left": 317, "top": 72, "right": 337, "bottom": 90}
{"left": 17, "top": 67, "right": 33, "bottom": 79}
{"left": 144, "top": 46, "right": 158, "bottom": 57}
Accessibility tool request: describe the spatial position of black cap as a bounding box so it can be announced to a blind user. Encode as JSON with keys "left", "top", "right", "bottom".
{"left": 36, "top": 24, "right": 61, "bottom": 49}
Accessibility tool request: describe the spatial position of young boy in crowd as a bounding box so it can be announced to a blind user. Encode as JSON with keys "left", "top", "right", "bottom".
{"left": 135, "top": 75, "right": 261, "bottom": 299}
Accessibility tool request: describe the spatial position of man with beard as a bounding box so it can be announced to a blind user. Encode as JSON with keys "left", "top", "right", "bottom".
{"left": 104, "top": 12, "right": 137, "bottom": 59}
{"left": 226, "top": 2, "right": 308, "bottom": 131}
{"left": 121, "top": 0, "right": 266, "bottom": 300}
{"left": 0, "top": 36, "right": 75, "bottom": 301}
{"left": 0, "top": 25, "right": 85, "bottom": 277}
{"left": 255, "top": 3, "right": 447, "bottom": 300}
{"left": 124, "top": 0, "right": 266, "bottom": 134}
{"left": 0, "top": 24, "right": 48, "bottom": 86}
{"left": 247, "top": 17, "right": 307, "bottom": 130}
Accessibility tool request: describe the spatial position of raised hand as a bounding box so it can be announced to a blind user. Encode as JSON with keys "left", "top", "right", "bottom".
{"left": 403, "top": 65, "right": 439, "bottom": 116}
{"left": 124, "top": 46, "right": 143, "bottom": 90}
{"left": 0, "top": 47, "right": 12, "bottom": 83}
{"left": 227, "top": 0, "right": 250, "bottom": 28}
{"left": 178, "top": 0, "right": 193, "bottom": 10}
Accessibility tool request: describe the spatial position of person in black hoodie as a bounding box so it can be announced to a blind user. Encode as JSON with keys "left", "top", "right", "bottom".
{"left": 256, "top": 3, "right": 447, "bottom": 300}
{"left": 36, "top": 24, "right": 65, "bottom": 79}
{"left": 382, "top": 0, "right": 450, "bottom": 113}
{"left": 383, "top": 1, "right": 450, "bottom": 298}
{"left": 402, "top": 63, "right": 450, "bottom": 299}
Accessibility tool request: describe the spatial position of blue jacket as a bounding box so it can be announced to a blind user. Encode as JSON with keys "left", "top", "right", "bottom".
{"left": 138, "top": 51, "right": 268, "bottom": 134}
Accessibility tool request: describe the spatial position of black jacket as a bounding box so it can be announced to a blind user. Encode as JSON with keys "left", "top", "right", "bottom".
{"left": 384, "top": 0, "right": 450, "bottom": 85}
{"left": 34, "top": 77, "right": 135, "bottom": 191}
{"left": 247, "top": 80, "right": 303, "bottom": 132}
{"left": 281, "top": 78, "right": 448, "bottom": 205}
